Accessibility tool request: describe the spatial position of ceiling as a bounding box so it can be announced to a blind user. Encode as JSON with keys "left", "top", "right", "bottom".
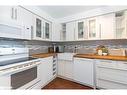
{"left": 38, "top": 6, "right": 103, "bottom": 19}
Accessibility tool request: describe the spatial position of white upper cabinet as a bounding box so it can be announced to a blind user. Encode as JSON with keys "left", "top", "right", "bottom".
{"left": 0, "top": 6, "right": 21, "bottom": 26}
{"left": 33, "top": 15, "right": 52, "bottom": 41}
{"left": 18, "top": 7, "right": 34, "bottom": 27}
{"left": 33, "top": 16, "right": 44, "bottom": 40}
{"left": 115, "top": 11, "right": 127, "bottom": 39}
{"left": 0, "top": 6, "right": 52, "bottom": 40}
{"left": 51, "top": 22, "right": 61, "bottom": 41}
{"left": 66, "top": 22, "right": 76, "bottom": 41}
{"left": 87, "top": 17, "right": 100, "bottom": 40}
{"left": 63, "top": 13, "right": 116, "bottom": 41}
{"left": 17, "top": 7, "right": 34, "bottom": 40}
{"left": 0, "top": 6, "right": 31, "bottom": 39}
{"left": 60, "top": 23, "right": 66, "bottom": 41}
{"left": 99, "top": 13, "right": 115, "bottom": 39}
{"left": 75, "top": 20, "right": 87, "bottom": 40}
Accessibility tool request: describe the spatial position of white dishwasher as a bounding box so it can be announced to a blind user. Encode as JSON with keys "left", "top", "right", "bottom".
{"left": 74, "top": 58, "right": 95, "bottom": 88}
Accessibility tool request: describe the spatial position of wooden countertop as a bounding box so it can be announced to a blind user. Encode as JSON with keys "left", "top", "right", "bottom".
{"left": 32, "top": 53, "right": 57, "bottom": 58}
{"left": 74, "top": 54, "right": 127, "bottom": 61}
{"left": 32, "top": 53, "right": 127, "bottom": 61}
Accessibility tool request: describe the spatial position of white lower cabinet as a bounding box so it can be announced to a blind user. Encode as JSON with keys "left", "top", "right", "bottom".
{"left": 58, "top": 57, "right": 95, "bottom": 87}
{"left": 39, "top": 61, "right": 46, "bottom": 88}
{"left": 57, "top": 53, "right": 75, "bottom": 79}
{"left": 64, "top": 61, "right": 73, "bottom": 79}
{"left": 58, "top": 60, "right": 73, "bottom": 79}
{"left": 58, "top": 60, "right": 65, "bottom": 77}
{"left": 74, "top": 58, "right": 95, "bottom": 87}
{"left": 38, "top": 55, "right": 127, "bottom": 89}
{"left": 96, "top": 60, "right": 127, "bottom": 89}
{"left": 39, "top": 56, "right": 53, "bottom": 88}
{"left": 39, "top": 55, "right": 127, "bottom": 89}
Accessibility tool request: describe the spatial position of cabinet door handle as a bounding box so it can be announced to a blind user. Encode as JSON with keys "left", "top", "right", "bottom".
{"left": 11, "top": 8, "right": 14, "bottom": 19}
{"left": 99, "top": 24, "right": 101, "bottom": 38}
{"left": 81, "top": 27, "right": 84, "bottom": 39}
{"left": 126, "top": 20, "right": 127, "bottom": 38}
{"left": 31, "top": 26, "right": 33, "bottom": 39}
{"left": 43, "top": 25, "right": 45, "bottom": 39}
{"left": 122, "top": 62, "right": 127, "bottom": 64}
{"left": 87, "top": 22, "right": 89, "bottom": 39}
{"left": 74, "top": 27, "right": 76, "bottom": 40}
{"left": 100, "top": 60, "right": 112, "bottom": 63}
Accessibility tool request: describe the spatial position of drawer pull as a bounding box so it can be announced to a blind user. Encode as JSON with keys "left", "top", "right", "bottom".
{"left": 98, "top": 78, "right": 127, "bottom": 85}
{"left": 100, "top": 61, "right": 112, "bottom": 63}
{"left": 122, "top": 63, "right": 127, "bottom": 64}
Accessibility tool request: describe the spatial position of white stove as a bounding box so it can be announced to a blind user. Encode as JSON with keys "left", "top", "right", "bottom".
{"left": 0, "top": 48, "right": 41, "bottom": 89}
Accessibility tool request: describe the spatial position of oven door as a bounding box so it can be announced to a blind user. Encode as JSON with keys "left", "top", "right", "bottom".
{"left": 11, "top": 65, "right": 41, "bottom": 89}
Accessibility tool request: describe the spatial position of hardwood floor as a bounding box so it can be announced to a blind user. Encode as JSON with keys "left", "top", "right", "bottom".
{"left": 42, "top": 77, "right": 93, "bottom": 89}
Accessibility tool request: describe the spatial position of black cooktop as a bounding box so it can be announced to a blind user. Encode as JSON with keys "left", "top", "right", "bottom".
{"left": 0, "top": 57, "right": 38, "bottom": 66}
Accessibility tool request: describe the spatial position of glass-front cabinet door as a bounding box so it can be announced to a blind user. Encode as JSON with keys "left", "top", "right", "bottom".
{"left": 78, "top": 21, "right": 84, "bottom": 39}
{"left": 36, "top": 18, "right": 42, "bottom": 38}
{"left": 75, "top": 20, "right": 87, "bottom": 40}
{"left": 44, "top": 21, "right": 51, "bottom": 40}
{"left": 115, "top": 11, "right": 127, "bottom": 39}
{"left": 87, "top": 17, "right": 100, "bottom": 39}
{"left": 61, "top": 23, "right": 66, "bottom": 41}
{"left": 33, "top": 16, "right": 52, "bottom": 40}
{"left": 33, "top": 15, "right": 44, "bottom": 40}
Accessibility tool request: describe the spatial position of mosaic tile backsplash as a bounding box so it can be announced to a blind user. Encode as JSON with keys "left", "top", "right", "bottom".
{"left": 57, "top": 39, "right": 127, "bottom": 53}
{"left": 1, "top": 39, "right": 127, "bottom": 55}
{"left": 0, "top": 39, "right": 52, "bottom": 55}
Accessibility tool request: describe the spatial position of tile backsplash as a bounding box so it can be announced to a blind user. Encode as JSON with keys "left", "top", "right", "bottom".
{"left": 57, "top": 39, "right": 127, "bottom": 53}
{"left": 0, "top": 39, "right": 25, "bottom": 48}
{"left": 1, "top": 39, "right": 127, "bottom": 55}
{"left": 0, "top": 39, "right": 52, "bottom": 55}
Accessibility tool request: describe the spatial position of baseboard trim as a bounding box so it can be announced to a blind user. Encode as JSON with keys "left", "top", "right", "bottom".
{"left": 41, "top": 76, "right": 57, "bottom": 89}
{"left": 57, "top": 75, "right": 95, "bottom": 89}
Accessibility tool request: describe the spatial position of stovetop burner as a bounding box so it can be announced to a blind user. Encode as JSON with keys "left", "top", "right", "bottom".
{"left": 0, "top": 57, "right": 38, "bottom": 66}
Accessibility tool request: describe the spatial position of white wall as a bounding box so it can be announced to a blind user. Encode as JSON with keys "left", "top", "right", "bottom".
{"left": 22, "top": 6, "right": 56, "bottom": 22}
{"left": 58, "top": 6, "right": 127, "bottom": 23}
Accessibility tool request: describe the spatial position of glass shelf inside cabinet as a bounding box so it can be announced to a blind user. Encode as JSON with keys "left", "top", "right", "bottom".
{"left": 61, "top": 23, "right": 66, "bottom": 40}
{"left": 116, "top": 11, "right": 126, "bottom": 39}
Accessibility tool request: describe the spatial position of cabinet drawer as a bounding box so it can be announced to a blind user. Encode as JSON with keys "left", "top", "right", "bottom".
{"left": 97, "top": 79, "right": 127, "bottom": 89}
{"left": 117, "top": 61, "right": 127, "bottom": 70}
{"left": 96, "top": 60, "right": 117, "bottom": 68}
{"left": 96, "top": 60, "right": 127, "bottom": 70}
{"left": 96, "top": 67, "right": 127, "bottom": 85}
